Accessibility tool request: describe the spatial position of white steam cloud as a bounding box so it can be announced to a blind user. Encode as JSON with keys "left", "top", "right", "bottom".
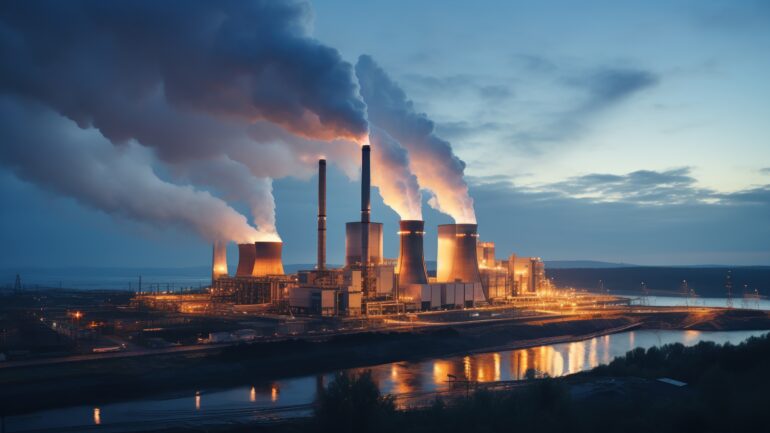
{"left": 356, "top": 55, "right": 476, "bottom": 224}
{"left": 0, "top": 0, "right": 370, "bottom": 242}
{"left": 0, "top": 100, "right": 268, "bottom": 243}
{"left": 369, "top": 127, "right": 422, "bottom": 220}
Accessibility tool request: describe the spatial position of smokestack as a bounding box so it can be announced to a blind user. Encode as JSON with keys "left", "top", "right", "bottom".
{"left": 361, "top": 144, "right": 371, "bottom": 266}
{"left": 211, "top": 240, "right": 228, "bottom": 283}
{"left": 252, "top": 241, "right": 284, "bottom": 276}
{"left": 361, "top": 145, "right": 371, "bottom": 223}
{"left": 236, "top": 243, "right": 257, "bottom": 277}
{"left": 318, "top": 159, "right": 326, "bottom": 270}
{"left": 437, "top": 223, "right": 481, "bottom": 283}
{"left": 397, "top": 220, "right": 428, "bottom": 287}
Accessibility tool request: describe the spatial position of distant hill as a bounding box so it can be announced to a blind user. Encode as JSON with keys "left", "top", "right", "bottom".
{"left": 547, "top": 266, "right": 770, "bottom": 297}
{"left": 544, "top": 260, "right": 639, "bottom": 269}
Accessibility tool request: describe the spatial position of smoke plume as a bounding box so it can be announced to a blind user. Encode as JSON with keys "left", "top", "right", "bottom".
{"left": 0, "top": 0, "right": 371, "bottom": 241}
{"left": 369, "top": 127, "right": 422, "bottom": 220}
{"left": 0, "top": 99, "right": 268, "bottom": 243}
{"left": 356, "top": 55, "right": 476, "bottom": 224}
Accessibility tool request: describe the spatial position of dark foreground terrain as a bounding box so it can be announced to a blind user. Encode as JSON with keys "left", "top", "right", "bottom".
{"left": 1, "top": 308, "right": 768, "bottom": 417}
{"left": 151, "top": 329, "right": 770, "bottom": 433}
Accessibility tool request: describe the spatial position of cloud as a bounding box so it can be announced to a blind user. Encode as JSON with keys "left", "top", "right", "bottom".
{"left": 508, "top": 65, "right": 659, "bottom": 153}
{"left": 761, "top": 167, "right": 770, "bottom": 175}
{"left": 528, "top": 167, "right": 770, "bottom": 208}
{"left": 0, "top": 98, "right": 270, "bottom": 243}
{"left": 356, "top": 55, "right": 476, "bottom": 223}
{"left": 470, "top": 177, "right": 770, "bottom": 265}
{"left": 0, "top": 0, "right": 371, "bottom": 240}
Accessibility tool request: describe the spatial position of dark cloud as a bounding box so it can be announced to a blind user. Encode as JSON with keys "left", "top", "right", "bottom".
{"left": 761, "top": 167, "right": 770, "bottom": 175}
{"left": 434, "top": 120, "right": 508, "bottom": 141}
{"left": 478, "top": 84, "right": 513, "bottom": 103}
{"left": 0, "top": 0, "right": 368, "bottom": 143}
{"left": 470, "top": 178, "right": 770, "bottom": 265}
{"left": 509, "top": 66, "right": 659, "bottom": 153}
{"left": 533, "top": 167, "right": 770, "bottom": 208}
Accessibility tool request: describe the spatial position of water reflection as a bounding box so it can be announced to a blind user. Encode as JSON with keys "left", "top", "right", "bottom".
{"left": 8, "top": 330, "right": 768, "bottom": 432}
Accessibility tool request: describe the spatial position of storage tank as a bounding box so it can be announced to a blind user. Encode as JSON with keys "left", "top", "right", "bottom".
{"left": 396, "top": 220, "right": 428, "bottom": 287}
{"left": 253, "top": 241, "right": 285, "bottom": 276}
{"left": 235, "top": 243, "right": 256, "bottom": 277}
{"left": 436, "top": 224, "right": 481, "bottom": 283}
{"left": 211, "top": 240, "right": 228, "bottom": 282}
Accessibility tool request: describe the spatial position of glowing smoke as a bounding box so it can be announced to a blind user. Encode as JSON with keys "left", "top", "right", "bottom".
{"left": 0, "top": 99, "right": 268, "bottom": 243}
{"left": 0, "top": 0, "right": 369, "bottom": 241}
{"left": 369, "top": 127, "right": 422, "bottom": 220}
{"left": 356, "top": 55, "right": 476, "bottom": 224}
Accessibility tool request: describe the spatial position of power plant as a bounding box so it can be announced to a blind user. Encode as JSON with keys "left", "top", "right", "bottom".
{"left": 138, "top": 143, "right": 549, "bottom": 316}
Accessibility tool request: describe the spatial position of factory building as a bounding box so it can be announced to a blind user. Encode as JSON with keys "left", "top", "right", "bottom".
{"left": 141, "top": 133, "right": 548, "bottom": 317}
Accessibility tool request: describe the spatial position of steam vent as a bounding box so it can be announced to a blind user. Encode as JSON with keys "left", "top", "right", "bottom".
{"left": 437, "top": 223, "right": 481, "bottom": 283}
{"left": 396, "top": 220, "right": 428, "bottom": 287}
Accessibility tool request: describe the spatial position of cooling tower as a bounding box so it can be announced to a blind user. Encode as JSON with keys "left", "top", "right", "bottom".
{"left": 318, "top": 159, "right": 326, "bottom": 270}
{"left": 236, "top": 243, "right": 257, "bottom": 277}
{"left": 211, "top": 240, "right": 228, "bottom": 282}
{"left": 345, "top": 222, "right": 383, "bottom": 266}
{"left": 397, "top": 220, "right": 428, "bottom": 287}
{"left": 252, "top": 241, "right": 285, "bottom": 276}
{"left": 437, "top": 224, "right": 481, "bottom": 283}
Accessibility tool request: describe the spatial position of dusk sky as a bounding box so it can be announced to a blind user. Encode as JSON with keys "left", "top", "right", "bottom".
{"left": 1, "top": 0, "right": 768, "bottom": 268}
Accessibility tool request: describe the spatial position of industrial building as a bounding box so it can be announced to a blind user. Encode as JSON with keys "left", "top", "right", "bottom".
{"left": 136, "top": 141, "right": 548, "bottom": 317}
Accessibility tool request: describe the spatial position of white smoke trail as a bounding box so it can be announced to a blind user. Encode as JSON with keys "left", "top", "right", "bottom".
{"left": 369, "top": 127, "right": 422, "bottom": 220}
{"left": 356, "top": 55, "right": 477, "bottom": 224}
{"left": 0, "top": 99, "right": 267, "bottom": 243}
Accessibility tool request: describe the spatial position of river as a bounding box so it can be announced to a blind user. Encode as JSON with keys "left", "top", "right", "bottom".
{"left": 5, "top": 329, "right": 768, "bottom": 432}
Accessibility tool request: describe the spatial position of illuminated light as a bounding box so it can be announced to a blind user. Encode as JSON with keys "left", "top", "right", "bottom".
{"left": 493, "top": 353, "right": 501, "bottom": 381}
{"left": 391, "top": 364, "right": 398, "bottom": 379}
{"left": 250, "top": 386, "right": 256, "bottom": 402}
{"left": 195, "top": 391, "right": 201, "bottom": 410}
{"left": 463, "top": 356, "right": 471, "bottom": 379}
{"left": 93, "top": 408, "right": 101, "bottom": 425}
{"left": 271, "top": 384, "right": 279, "bottom": 402}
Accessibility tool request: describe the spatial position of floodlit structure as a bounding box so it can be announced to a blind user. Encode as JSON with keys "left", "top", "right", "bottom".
{"left": 437, "top": 224, "right": 482, "bottom": 284}
{"left": 396, "top": 220, "right": 428, "bottom": 288}
{"left": 236, "top": 243, "right": 257, "bottom": 277}
{"left": 252, "top": 241, "right": 285, "bottom": 276}
{"left": 345, "top": 145, "right": 384, "bottom": 267}
{"left": 211, "top": 240, "right": 228, "bottom": 283}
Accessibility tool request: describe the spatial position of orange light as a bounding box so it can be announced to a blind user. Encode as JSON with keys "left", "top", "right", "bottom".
{"left": 93, "top": 408, "right": 101, "bottom": 425}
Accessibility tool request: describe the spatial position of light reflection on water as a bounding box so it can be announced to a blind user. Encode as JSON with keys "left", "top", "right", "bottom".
{"left": 7, "top": 329, "right": 768, "bottom": 432}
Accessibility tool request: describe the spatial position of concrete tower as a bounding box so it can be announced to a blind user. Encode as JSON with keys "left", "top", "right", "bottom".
{"left": 211, "top": 240, "right": 228, "bottom": 283}
{"left": 252, "top": 241, "right": 285, "bottom": 276}
{"left": 437, "top": 223, "right": 481, "bottom": 283}
{"left": 236, "top": 243, "right": 257, "bottom": 277}
{"left": 397, "top": 220, "right": 428, "bottom": 287}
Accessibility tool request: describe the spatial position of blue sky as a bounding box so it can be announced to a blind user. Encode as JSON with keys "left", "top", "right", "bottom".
{"left": 1, "top": 0, "right": 768, "bottom": 268}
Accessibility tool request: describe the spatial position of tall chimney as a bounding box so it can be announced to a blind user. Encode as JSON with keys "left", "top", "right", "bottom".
{"left": 361, "top": 144, "right": 371, "bottom": 266}
{"left": 361, "top": 145, "right": 371, "bottom": 224}
{"left": 317, "top": 159, "right": 326, "bottom": 270}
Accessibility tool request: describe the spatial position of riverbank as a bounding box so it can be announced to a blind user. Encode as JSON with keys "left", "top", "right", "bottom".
{"left": 1, "top": 308, "right": 768, "bottom": 416}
